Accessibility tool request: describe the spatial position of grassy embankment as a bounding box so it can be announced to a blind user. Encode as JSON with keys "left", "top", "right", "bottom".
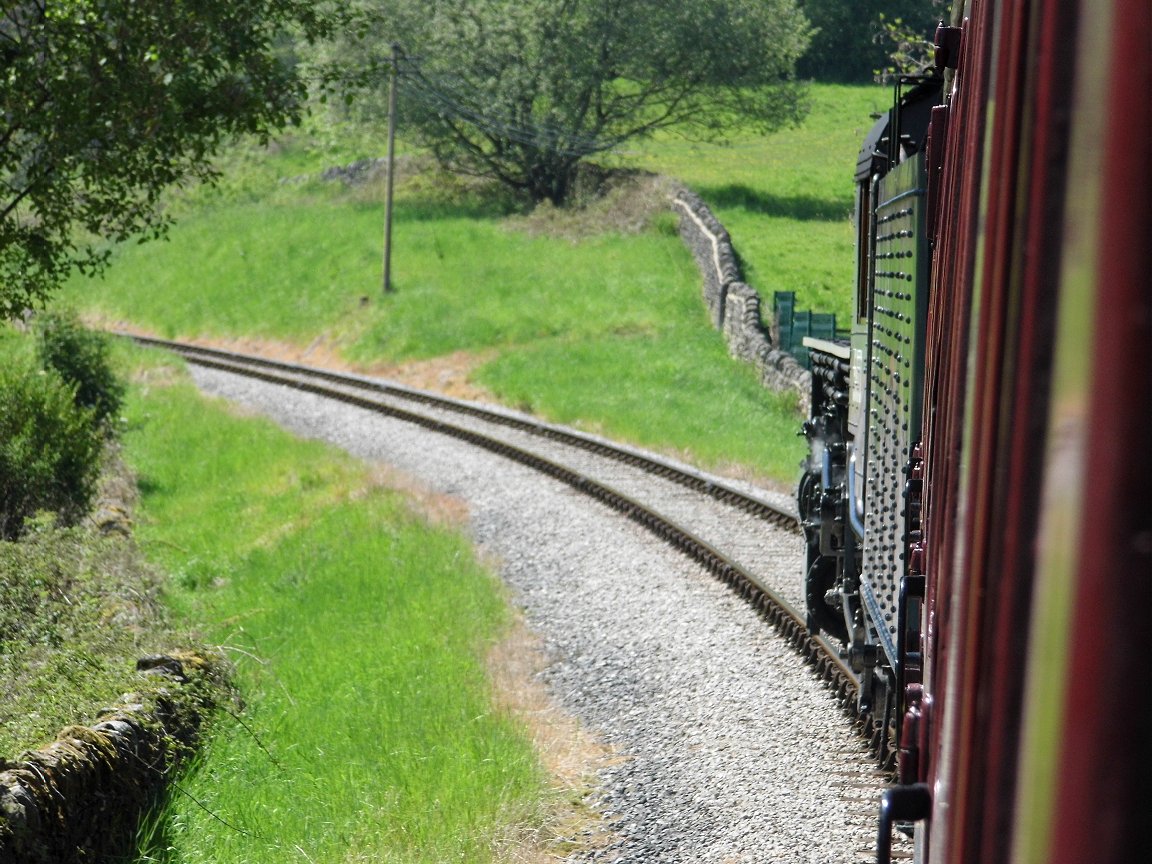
{"left": 118, "top": 346, "right": 550, "bottom": 862}
{"left": 66, "top": 82, "right": 886, "bottom": 486}
{"left": 0, "top": 326, "right": 181, "bottom": 759}
{"left": 0, "top": 330, "right": 560, "bottom": 861}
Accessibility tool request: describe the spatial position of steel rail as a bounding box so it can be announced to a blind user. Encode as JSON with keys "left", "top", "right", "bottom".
{"left": 125, "top": 335, "right": 886, "bottom": 765}
{"left": 122, "top": 334, "right": 797, "bottom": 532}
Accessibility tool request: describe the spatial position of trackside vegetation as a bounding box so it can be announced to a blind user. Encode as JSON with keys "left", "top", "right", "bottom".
{"left": 0, "top": 78, "right": 888, "bottom": 860}
{"left": 121, "top": 347, "right": 549, "bottom": 862}
{"left": 0, "top": 330, "right": 557, "bottom": 860}
{"left": 0, "top": 324, "right": 177, "bottom": 758}
{"left": 0, "top": 313, "right": 124, "bottom": 540}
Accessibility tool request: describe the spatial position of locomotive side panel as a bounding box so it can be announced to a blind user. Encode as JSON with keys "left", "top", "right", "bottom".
{"left": 860, "top": 155, "right": 930, "bottom": 670}
{"left": 800, "top": 82, "right": 940, "bottom": 729}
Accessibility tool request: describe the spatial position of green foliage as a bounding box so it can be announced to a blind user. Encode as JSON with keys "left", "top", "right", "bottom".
{"left": 0, "top": 522, "right": 172, "bottom": 756}
{"left": 874, "top": 0, "right": 951, "bottom": 83}
{"left": 325, "top": 0, "right": 812, "bottom": 204}
{"left": 0, "top": 310, "right": 125, "bottom": 538}
{"left": 34, "top": 309, "right": 125, "bottom": 427}
{"left": 0, "top": 0, "right": 341, "bottom": 317}
{"left": 797, "top": 0, "right": 943, "bottom": 82}
{"left": 0, "top": 357, "right": 103, "bottom": 539}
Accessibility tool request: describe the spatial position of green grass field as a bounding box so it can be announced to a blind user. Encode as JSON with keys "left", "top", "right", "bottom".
{"left": 66, "top": 82, "right": 883, "bottom": 486}
{"left": 619, "top": 83, "right": 888, "bottom": 321}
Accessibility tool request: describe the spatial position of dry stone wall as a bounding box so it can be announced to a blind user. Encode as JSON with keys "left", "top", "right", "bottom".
{"left": 0, "top": 652, "right": 232, "bottom": 864}
{"left": 672, "top": 188, "right": 811, "bottom": 413}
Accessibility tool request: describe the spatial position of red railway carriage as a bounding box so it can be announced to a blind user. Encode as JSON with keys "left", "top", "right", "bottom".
{"left": 912, "top": 0, "right": 1151, "bottom": 860}
{"left": 799, "top": 1, "right": 1150, "bottom": 861}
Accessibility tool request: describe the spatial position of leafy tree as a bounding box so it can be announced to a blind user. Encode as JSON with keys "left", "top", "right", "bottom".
{"left": 329, "top": 0, "right": 812, "bottom": 205}
{"left": 873, "top": 0, "right": 951, "bottom": 82}
{"left": 0, "top": 0, "right": 337, "bottom": 318}
{"left": 797, "top": 0, "right": 944, "bottom": 82}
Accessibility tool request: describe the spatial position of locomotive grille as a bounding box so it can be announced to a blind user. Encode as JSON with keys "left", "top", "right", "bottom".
{"left": 861, "top": 155, "right": 928, "bottom": 668}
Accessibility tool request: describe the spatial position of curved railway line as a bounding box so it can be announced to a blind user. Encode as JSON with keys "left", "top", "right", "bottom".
{"left": 127, "top": 333, "right": 904, "bottom": 855}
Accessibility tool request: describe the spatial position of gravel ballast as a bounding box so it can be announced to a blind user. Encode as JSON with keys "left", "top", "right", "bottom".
{"left": 189, "top": 366, "right": 889, "bottom": 863}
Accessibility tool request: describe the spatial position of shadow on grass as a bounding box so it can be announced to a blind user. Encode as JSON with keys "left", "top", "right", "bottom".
{"left": 698, "top": 184, "right": 852, "bottom": 222}
{"left": 134, "top": 474, "right": 164, "bottom": 498}
{"left": 393, "top": 198, "right": 518, "bottom": 222}
{"left": 388, "top": 181, "right": 531, "bottom": 223}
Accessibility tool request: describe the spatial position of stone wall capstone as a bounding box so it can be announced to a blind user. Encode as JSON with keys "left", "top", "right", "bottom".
{"left": 671, "top": 189, "right": 811, "bottom": 413}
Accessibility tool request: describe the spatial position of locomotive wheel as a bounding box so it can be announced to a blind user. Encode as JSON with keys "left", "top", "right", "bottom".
{"left": 798, "top": 470, "right": 850, "bottom": 643}
{"left": 805, "top": 555, "right": 848, "bottom": 642}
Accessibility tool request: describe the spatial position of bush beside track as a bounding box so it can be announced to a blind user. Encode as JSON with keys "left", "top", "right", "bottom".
{"left": 0, "top": 322, "right": 231, "bottom": 862}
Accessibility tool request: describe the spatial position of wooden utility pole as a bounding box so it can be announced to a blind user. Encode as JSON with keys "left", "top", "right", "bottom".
{"left": 382, "top": 44, "right": 399, "bottom": 294}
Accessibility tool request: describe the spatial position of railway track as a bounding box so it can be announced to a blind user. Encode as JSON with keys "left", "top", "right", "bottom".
{"left": 126, "top": 333, "right": 903, "bottom": 857}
